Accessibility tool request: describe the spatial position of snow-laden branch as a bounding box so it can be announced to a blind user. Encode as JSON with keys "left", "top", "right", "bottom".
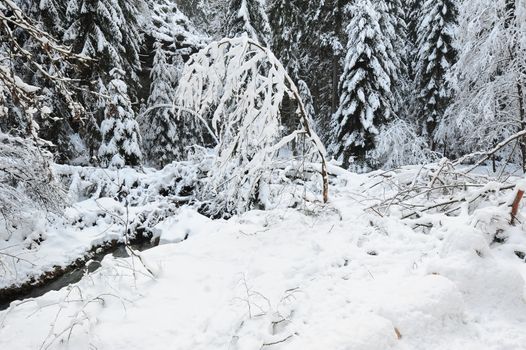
{"left": 0, "top": 0, "right": 92, "bottom": 129}
{"left": 0, "top": 0, "right": 90, "bottom": 61}
{"left": 454, "top": 129, "right": 526, "bottom": 172}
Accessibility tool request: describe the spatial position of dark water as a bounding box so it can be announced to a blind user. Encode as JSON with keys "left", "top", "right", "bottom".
{"left": 0, "top": 241, "right": 157, "bottom": 311}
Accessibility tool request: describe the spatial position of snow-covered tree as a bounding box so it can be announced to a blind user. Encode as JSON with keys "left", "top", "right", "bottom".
{"left": 62, "top": 0, "right": 145, "bottom": 161}
{"left": 138, "top": 0, "right": 209, "bottom": 167}
{"left": 140, "top": 42, "right": 183, "bottom": 168}
{"left": 268, "top": 0, "right": 316, "bottom": 137}
{"left": 436, "top": 0, "right": 526, "bottom": 166}
{"left": 298, "top": 80, "right": 316, "bottom": 128}
{"left": 268, "top": 0, "right": 309, "bottom": 78}
{"left": 19, "top": 0, "right": 87, "bottom": 162}
{"left": 225, "top": 0, "right": 271, "bottom": 46}
{"left": 306, "top": 0, "right": 349, "bottom": 120}
{"left": 38, "top": 0, "right": 68, "bottom": 36}
{"left": 379, "top": 0, "right": 407, "bottom": 117}
{"left": 99, "top": 69, "right": 142, "bottom": 168}
{"left": 268, "top": 0, "right": 352, "bottom": 141}
{"left": 405, "top": 0, "right": 421, "bottom": 44}
{"left": 175, "top": 36, "right": 329, "bottom": 215}
{"left": 413, "top": 0, "right": 457, "bottom": 148}
{"left": 400, "top": 0, "right": 421, "bottom": 123}
{"left": 331, "top": 0, "right": 397, "bottom": 170}
{"left": 175, "top": 0, "right": 228, "bottom": 37}
{"left": 149, "top": 0, "right": 206, "bottom": 55}
{"left": 63, "top": 0, "right": 144, "bottom": 89}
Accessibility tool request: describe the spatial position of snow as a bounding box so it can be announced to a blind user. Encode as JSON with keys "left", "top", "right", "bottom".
{"left": 1, "top": 166, "right": 526, "bottom": 349}
{"left": 153, "top": 206, "right": 214, "bottom": 244}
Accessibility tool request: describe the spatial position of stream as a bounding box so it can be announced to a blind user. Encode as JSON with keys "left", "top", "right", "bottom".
{"left": 0, "top": 240, "right": 158, "bottom": 311}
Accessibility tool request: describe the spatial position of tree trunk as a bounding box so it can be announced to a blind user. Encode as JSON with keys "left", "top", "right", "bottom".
{"left": 492, "top": 154, "right": 497, "bottom": 173}
{"left": 331, "top": 54, "right": 340, "bottom": 115}
{"left": 518, "top": 82, "right": 526, "bottom": 173}
{"left": 427, "top": 119, "right": 437, "bottom": 151}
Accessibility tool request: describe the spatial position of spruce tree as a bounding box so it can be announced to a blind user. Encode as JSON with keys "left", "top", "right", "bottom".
{"left": 379, "top": 0, "right": 407, "bottom": 115}
{"left": 99, "top": 69, "right": 142, "bottom": 168}
{"left": 405, "top": 0, "right": 421, "bottom": 45}
{"left": 414, "top": 0, "right": 457, "bottom": 149}
{"left": 269, "top": 1, "right": 354, "bottom": 141}
{"left": 225, "top": 0, "right": 271, "bottom": 46}
{"left": 63, "top": 0, "right": 145, "bottom": 161}
{"left": 331, "top": 0, "right": 396, "bottom": 169}
{"left": 4, "top": 0, "right": 87, "bottom": 162}
{"left": 268, "top": 0, "right": 309, "bottom": 78}
{"left": 141, "top": 42, "right": 182, "bottom": 168}
{"left": 268, "top": 0, "right": 317, "bottom": 135}
{"left": 138, "top": 0, "right": 207, "bottom": 166}
{"left": 301, "top": 0, "right": 352, "bottom": 139}
{"left": 402, "top": 0, "right": 421, "bottom": 124}
{"left": 63, "top": 0, "right": 144, "bottom": 91}
{"left": 39, "top": 0, "right": 68, "bottom": 36}
{"left": 149, "top": 0, "right": 205, "bottom": 54}
{"left": 175, "top": 0, "right": 228, "bottom": 37}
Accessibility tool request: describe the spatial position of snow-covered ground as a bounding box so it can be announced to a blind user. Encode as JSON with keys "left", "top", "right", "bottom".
{"left": 1, "top": 166, "right": 526, "bottom": 350}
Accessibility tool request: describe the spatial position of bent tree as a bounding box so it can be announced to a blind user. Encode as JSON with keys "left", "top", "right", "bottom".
{"left": 174, "top": 36, "right": 329, "bottom": 215}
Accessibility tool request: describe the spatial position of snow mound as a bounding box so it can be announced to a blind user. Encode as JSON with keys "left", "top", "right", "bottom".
{"left": 428, "top": 230, "right": 526, "bottom": 316}
{"left": 153, "top": 206, "right": 217, "bottom": 244}
{"left": 377, "top": 275, "right": 465, "bottom": 335}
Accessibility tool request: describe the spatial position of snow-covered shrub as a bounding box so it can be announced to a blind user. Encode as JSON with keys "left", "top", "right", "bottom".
{"left": 54, "top": 161, "right": 200, "bottom": 239}
{"left": 368, "top": 119, "right": 437, "bottom": 170}
{"left": 366, "top": 159, "right": 523, "bottom": 236}
{"left": 175, "top": 36, "right": 328, "bottom": 216}
{"left": 0, "top": 132, "right": 65, "bottom": 239}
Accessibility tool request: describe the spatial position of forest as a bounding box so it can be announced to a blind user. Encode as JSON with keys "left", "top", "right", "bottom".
{"left": 1, "top": 0, "right": 526, "bottom": 349}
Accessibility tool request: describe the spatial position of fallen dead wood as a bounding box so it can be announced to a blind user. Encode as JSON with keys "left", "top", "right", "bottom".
{"left": 511, "top": 189, "right": 524, "bottom": 225}
{"left": 399, "top": 184, "right": 515, "bottom": 220}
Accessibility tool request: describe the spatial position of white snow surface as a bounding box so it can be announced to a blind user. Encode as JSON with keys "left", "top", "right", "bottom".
{"left": 1, "top": 168, "right": 526, "bottom": 349}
